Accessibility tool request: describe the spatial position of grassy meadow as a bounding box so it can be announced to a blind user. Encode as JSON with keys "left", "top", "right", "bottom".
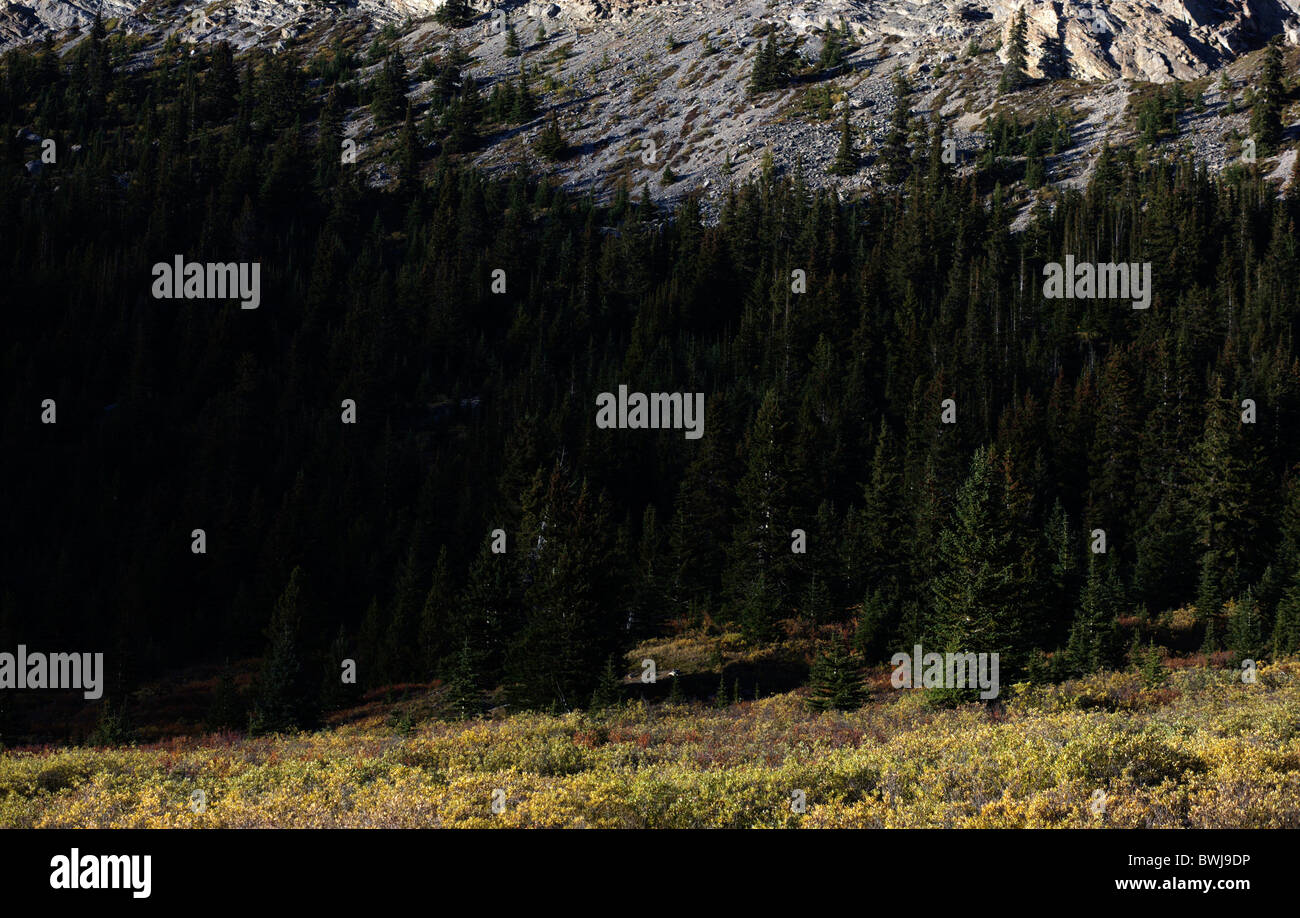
{"left": 3, "top": 651, "right": 1299, "bottom": 829}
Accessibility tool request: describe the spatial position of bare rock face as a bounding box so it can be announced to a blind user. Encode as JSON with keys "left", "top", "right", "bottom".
{"left": 994, "top": 0, "right": 1300, "bottom": 82}
{"left": 3, "top": 0, "right": 1298, "bottom": 79}
{"left": 0, "top": 0, "right": 134, "bottom": 47}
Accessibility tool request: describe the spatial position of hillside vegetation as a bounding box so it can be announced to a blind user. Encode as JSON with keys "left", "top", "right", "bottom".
{"left": 4, "top": 658, "right": 1298, "bottom": 828}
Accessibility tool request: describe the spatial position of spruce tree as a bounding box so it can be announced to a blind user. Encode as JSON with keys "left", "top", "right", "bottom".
{"left": 1191, "top": 376, "right": 1266, "bottom": 617}
{"left": 510, "top": 65, "right": 537, "bottom": 123}
{"left": 828, "top": 106, "right": 858, "bottom": 176}
{"left": 806, "top": 635, "right": 866, "bottom": 711}
{"left": 504, "top": 464, "right": 624, "bottom": 711}
{"left": 998, "top": 7, "right": 1029, "bottom": 94}
{"left": 882, "top": 73, "right": 912, "bottom": 182}
{"left": 534, "top": 111, "right": 568, "bottom": 161}
{"left": 435, "top": 0, "right": 473, "bottom": 28}
{"left": 727, "top": 389, "right": 795, "bottom": 639}
{"left": 419, "top": 547, "right": 455, "bottom": 676}
{"left": 748, "top": 34, "right": 778, "bottom": 96}
{"left": 930, "top": 447, "right": 1042, "bottom": 676}
{"left": 444, "top": 637, "right": 484, "bottom": 719}
{"left": 1064, "top": 557, "right": 1120, "bottom": 676}
{"left": 1250, "top": 36, "right": 1285, "bottom": 151}
{"left": 1226, "top": 594, "right": 1265, "bottom": 664}
{"left": 590, "top": 655, "right": 625, "bottom": 710}
{"left": 369, "top": 51, "right": 407, "bottom": 127}
{"left": 250, "top": 566, "right": 318, "bottom": 734}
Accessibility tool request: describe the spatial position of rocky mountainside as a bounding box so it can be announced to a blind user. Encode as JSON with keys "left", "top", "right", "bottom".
{"left": 4, "top": 0, "right": 1299, "bottom": 206}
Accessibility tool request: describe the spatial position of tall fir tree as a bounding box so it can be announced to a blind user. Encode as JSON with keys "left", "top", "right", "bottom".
{"left": 998, "top": 8, "right": 1029, "bottom": 94}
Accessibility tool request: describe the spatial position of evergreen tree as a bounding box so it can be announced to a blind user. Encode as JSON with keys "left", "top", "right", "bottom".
{"left": 505, "top": 464, "right": 625, "bottom": 711}
{"left": 806, "top": 635, "right": 866, "bottom": 711}
{"left": 998, "top": 8, "right": 1030, "bottom": 94}
{"left": 369, "top": 50, "right": 407, "bottom": 126}
{"left": 250, "top": 567, "right": 318, "bottom": 734}
{"left": 746, "top": 32, "right": 796, "bottom": 96}
{"left": 435, "top": 0, "right": 473, "bottom": 27}
{"left": 1225, "top": 594, "right": 1265, "bottom": 664}
{"left": 590, "top": 655, "right": 625, "bottom": 710}
{"left": 510, "top": 65, "right": 537, "bottom": 123}
{"left": 727, "top": 389, "right": 796, "bottom": 639}
{"left": 1139, "top": 640, "right": 1166, "bottom": 688}
{"left": 748, "top": 34, "right": 776, "bottom": 96}
{"left": 828, "top": 106, "right": 858, "bottom": 176}
{"left": 534, "top": 111, "right": 568, "bottom": 160}
{"left": 207, "top": 668, "right": 246, "bottom": 731}
{"left": 882, "top": 72, "right": 912, "bottom": 182}
{"left": 320, "top": 625, "right": 357, "bottom": 713}
{"left": 1191, "top": 376, "right": 1266, "bottom": 618}
{"left": 443, "top": 637, "right": 485, "bottom": 719}
{"left": 398, "top": 101, "right": 421, "bottom": 189}
{"left": 930, "top": 447, "right": 1042, "bottom": 676}
{"left": 441, "top": 72, "right": 482, "bottom": 153}
{"left": 818, "top": 27, "right": 845, "bottom": 71}
{"left": 419, "top": 547, "right": 456, "bottom": 675}
{"left": 1250, "top": 36, "right": 1285, "bottom": 151}
{"left": 1064, "top": 558, "right": 1121, "bottom": 676}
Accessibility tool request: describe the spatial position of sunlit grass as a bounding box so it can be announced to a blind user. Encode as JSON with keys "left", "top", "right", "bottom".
{"left": 3, "top": 661, "right": 1298, "bottom": 828}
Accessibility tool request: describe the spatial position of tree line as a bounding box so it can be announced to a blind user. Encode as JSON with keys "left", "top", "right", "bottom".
{"left": 3, "top": 23, "right": 1300, "bottom": 732}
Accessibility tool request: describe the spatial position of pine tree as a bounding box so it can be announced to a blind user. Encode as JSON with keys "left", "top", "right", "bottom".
{"left": 818, "top": 27, "right": 845, "bottom": 71}
{"left": 828, "top": 106, "right": 858, "bottom": 176}
{"left": 806, "top": 635, "right": 866, "bottom": 711}
{"left": 250, "top": 566, "right": 318, "bottom": 734}
{"left": 419, "top": 547, "right": 455, "bottom": 676}
{"left": 1225, "top": 594, "right": 1265, "bottom": 664}
{"left": 207, "top": 668, "right": 245, "bottom": 730}
{"left": 443, "top": 637, "right": 484, "bottom": 719}
{"left": 504, "top": 24, "right": 521, "bottom": 57}
{"left": 1273, "top": 584, "right": 1300, "bottom": 657}
{"left": 628, "top": 505, "right": 667, "bottom": 639}
{"left": 510, "top": 65, "right": 537, "bottom": 123}
{"left": 369, "top": 51, "right": 407, "bottom": 127}
{"left": 320, "top": 625, "right": 356, "bottom": 712}
{"left": 930, "top": 447, "right": 1042, "bottom": 676}
{"left": 1250, "top": 36, "right": 1285, "bottom": 151}
{"left": 590, "top": 655, "right": 625, "bottom": 710}
{"left": 435, "top": 0, "right": 473, "bottom": 28}
{"left": 882, "top": 72, "right": 911, "bottom": 183}
{"left": 748, "top": 33, "right": 778, "bottom": 96}
{"left": 1139, "top": 640, "right": 1165, "bottom": 688}
{"left": 1191, "top": 376, "right": 1266, "bottom": 618}
{"left": 450, "top": 72, "right": 482, "bottom": 151}
{"left": 534, "top": 111, "right": 568, "bottom": 161}
{"left": 998, "top": 7, "right": 1029, "bottom": 94}
{"left": 398, "top": 101, "right": 421, "bottom": 189}
{"left": 504, "top": 464, "right": 625, "bottom": 711}
{"left": 667, "top": 672, "right": 683, "bottom": 704}
{"left": 1064, "top": 557, "right": 1120, "bottom": 676}
{"left": 382, "top": 544, "right": 424, "bottom": 683}
{"left": 727, "top": 389, "right": 795, "bottom": 639}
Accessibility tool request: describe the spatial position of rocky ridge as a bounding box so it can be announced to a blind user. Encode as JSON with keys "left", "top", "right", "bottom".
{"left": 3, "top": 0, "right": 1298, "bottom": 208}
